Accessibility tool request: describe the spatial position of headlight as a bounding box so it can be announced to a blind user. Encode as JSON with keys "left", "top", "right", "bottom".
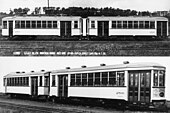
{"left": 159, "top": 92, "right": 164, "bottom": 97}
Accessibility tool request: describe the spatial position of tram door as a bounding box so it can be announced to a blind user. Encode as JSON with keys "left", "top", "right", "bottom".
{"left": 31, "top": 77, "right": 38, "bottom": 96}
{"left": 60, "top": 21, "right": 71, "bottom": 38}
{"left": 157, "top": 21, "right": 167, "bottom": 37}
{"left": 8, "top": 21, "right": 13, "bottom": 38}
{"left": 58, "top": 75, "right": 68, "bottom": 98}
{"left": 128, "top": 71, "right": 151, "bottom": 104}
{"left": 98, "top": 21, "right": 109, "bottom": 37}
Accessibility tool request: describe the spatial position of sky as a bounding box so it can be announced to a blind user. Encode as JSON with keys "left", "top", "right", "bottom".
{"left": 0, "top": 56, "right": 170, "bottom": 100}
{"left": 0, "top": 0, "right": 170, "bottom": 13}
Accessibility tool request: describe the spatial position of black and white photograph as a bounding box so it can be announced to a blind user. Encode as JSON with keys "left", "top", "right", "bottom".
{"left": 0, "top": 57, "right": 170, "bottom": 112}
{"left": 0, "top": 0, "right": 170, "bottom": 56}
{"left": 0, "top": 0, "right": 170, "bottom": 112}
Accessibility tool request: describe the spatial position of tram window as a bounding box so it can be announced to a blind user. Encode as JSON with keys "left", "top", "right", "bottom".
{"left": 13, "top": 78, "right": 15, "bottom": 86}
{"left": 134, "top": 21, "right": 138, "bottom": 29}
{"left": 47, "top": 21, "right": 52, "bottom": 28}
{"left": 26, "top": 77, "right": 29, "bottom": 86}
{"left": 159, "top": 71, "right": 165, "bottom": 87}
{"left": 18, "top": 77, "right": 21, "bottom": 86}
{"left": 129, "top": 73, "right": 134, "bottom": 86}
{"left": 7, "top": 78, "right": 9, "bottom": 86}
{"left": 21, "top": 77, "right": 23, "bottom": 86}
{"left": 112, "top": 21, "right": 116, "bottom": 29}
{"left": 3, "top": 78, "right": 6, "bottom": 86}
{"left": 146, "top": 72, "right": 150, "bottom": 87}
{"left": 32, "top": 21, "right": 36, "bottom": 28}
{"left": 15, "top": 21, "right": 20, "bottom": 28}
{"left": 7, "top": 78, "right": 10, "bottom": 86}
{"left": 94, "top": 72, "right": 100, "bottom": 85}
{"left": 102, "top": 72, "right": 108, "bottom": 86}
{"left": 21, "top": 77, "right": 24, "bottom": 86}
{"left": 51, "top": 75, "right": 55, "bottom": 86}
{"left": 26, "top": 21, "right": 30, "bottom": 28}
{"left": 53, "top": 21, "right": 57, "bottom": 28}
{"left": 140, "top": 73, "right": 145, "bottom": 87}
{"left": 145, "top": 21, "right": 149, "bottom": 29}
{"left": 17, "top": 78, "right": 19, "bottom": 86}
{"left": 117, "top": 72, "right": 125, "bottom": 86}
{"left": 88, "top": 73, "right": 93, "bottom": 86}
{"left": 71, "top": 74, "right": 76, "bottom": 86}
{"left": 11, "top": 78, "right": 13, "bottom": 86}
{"left": 76, "top": 74, "right": 81, "bottom": 86}
{"left": 139, "top": 21, "right": 144, "bottom": 29}
{"left": 44, "top": 76, "right": 49, "bottom": 86}
{"left": 82, "top": 73, "right": 87, "bottom": 86}
{"left": 150, "top": 21, "right": 155, "bottom": 29}
{"left": 37, "top": 21, "right": 41, "bottom": 28}
{"left": 128, "top": 21, "right": 133, "bottom": 29}
{"left": 123, "top": 21, "right": 127, "bottom": 28}
{"left": 21, "top": 21, "right": 25, "bottom": 28}
{"left": 117, "top": 21, "right": 122, "bottom": 28}
{"left": 9, "top": 78, "right": 11, "bottom": 86}
{"left": 39, "top": 76, "right": 42, "bottom": 86}
{"left": 15, "top": 77, "right": 18, "bottom": 86}
{"left": 15, "top": 78, "right": 16, "bottom": 86}
{"left": 91, "top": 21, "right": 95, "bottom": 29}
{"left": 18, "top": 77, "right": 20, "bottom": 86}
{"left": 74, "top": 21, "right": 78, "bottom": 29}
{"left": 42, "top": 21, "right": 46, "bottom": 28}
{"left": 109, "top": 71, "right": 116, "bottom": 86}
{"left": 153, "top": 71, "right": 158, "bottom": 86}
{"left": 3, "top": 21, "right": 7, "bottom": 29}
{"left": 8, "top": 78, "right": 11, "bottom": 86}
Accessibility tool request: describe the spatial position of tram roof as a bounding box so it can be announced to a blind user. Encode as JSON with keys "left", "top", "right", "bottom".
{"left": 88, "top": 16, "right": 168, "bottom": 21}
{"left": 2, "top": 16, "right": 168, "bottom": 21}
{"left": 51, "top": 62, "right": 165, "bottom": 74}
{"left": 4, "top": 70, "right": 50, "bottom": 78}
{"left": 2, "top": 16, "right": 81, "bottom": 21}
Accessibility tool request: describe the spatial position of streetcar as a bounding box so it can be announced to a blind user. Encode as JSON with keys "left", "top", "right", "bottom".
{"left": 3, "top": 62, "right": 166, "bottom": 108}
{"left": 3, "top": 70, "right": 50, "bottom": 99}
{"left": 87, "top": 16, "right": 168, "bottom": 40}
{"left": 49, "top": 62, "right": 166, "bottom": 108}
{"left": 2, "top": 16, "right": 82, "bottom": 40}
{"left": 2, "top": 16, "right": 168, "bottom": 40}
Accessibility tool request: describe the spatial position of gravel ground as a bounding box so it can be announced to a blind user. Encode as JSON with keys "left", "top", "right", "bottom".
{"left": 0, "top": 97, "right": 126, "bottom": 113}
{"left": 0, "top": 96, "right": 169, "bottom": 113}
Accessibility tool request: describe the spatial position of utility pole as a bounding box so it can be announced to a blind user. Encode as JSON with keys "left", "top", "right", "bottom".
{"left": 48, "top": 0, "right": 49, "bottom": 9}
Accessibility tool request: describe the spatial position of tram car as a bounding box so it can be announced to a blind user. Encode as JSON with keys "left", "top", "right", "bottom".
{"left": 49, "top": 62, "right": 166, "bottom": 108}
{"left": 87, "top": 16, "right": 168, "bottom": 40}
{"left": 1, "top": 16, "right": 168, "bottom": 40}
{"left": 2, "top": 16, "right": 82, "bottom": 40}
{"left": 3, "top": 70, "right": 50, "bottom": 99}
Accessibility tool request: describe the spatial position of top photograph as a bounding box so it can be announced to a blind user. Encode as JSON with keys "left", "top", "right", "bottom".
{"left": 0, "top": 0, "right": 170, "bottom": 56}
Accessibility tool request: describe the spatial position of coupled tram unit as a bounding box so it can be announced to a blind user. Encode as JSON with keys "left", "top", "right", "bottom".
{"left": 1, "top": 16, "right": 169, "bottom": 40}
{"left": 3, "top": 62, "right": 166, "bottom": 109}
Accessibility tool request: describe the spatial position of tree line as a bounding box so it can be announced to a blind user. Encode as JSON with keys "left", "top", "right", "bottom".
{"left": 8, "top": 7, "right": 155, "bottom": 17}
{"left": 7, "top": 7, "right": 170, "bottom": 18}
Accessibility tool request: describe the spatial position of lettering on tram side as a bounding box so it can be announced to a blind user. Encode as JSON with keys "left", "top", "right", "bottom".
{"left": 13, "top": 51, "right": 107, "bottom": 56}
{"left": 116, "top": 92, "right": 125, "bottom": 97}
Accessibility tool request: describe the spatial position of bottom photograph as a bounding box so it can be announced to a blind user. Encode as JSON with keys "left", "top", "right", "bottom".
{"left": 0, "top": 57, "right": 170, "bottom": 113}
